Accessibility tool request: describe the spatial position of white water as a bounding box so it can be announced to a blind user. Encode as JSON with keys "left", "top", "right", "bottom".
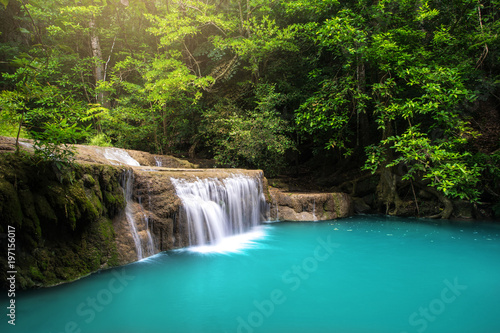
{"left": 104, "top": 148, "right": 140, "bottom": 166}
{"left": 18, "top": 141, "right": 34, "bottom": 149}
{"left": 122, "top": 170, "right": 155, "bottom": 260}
{"left": 171, "top": 174, "right": 267, "bottom": 248}
{"left": 313, "top": 198, "right": 317, "bottom": 221}
{"left": 139, "top": 193, "right": 155, "bottom": 256}
{"left": 122, "top": 170, "right": 144, "bottom": 259}
{"left": 187, "top": 225, "right": 267, "bottom": 254}
{"left": 154, "top": 156, "right": 163, "bottom": 167}
{"left": 143, "top": 215, "right": 155, "bottom": 256}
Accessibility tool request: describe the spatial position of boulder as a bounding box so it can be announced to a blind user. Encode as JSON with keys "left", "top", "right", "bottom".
{"left": 268, "top": 187, "right": 353, "bottom": 221}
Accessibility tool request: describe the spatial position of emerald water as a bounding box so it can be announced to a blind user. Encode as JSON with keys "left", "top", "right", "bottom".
{"left": 3, "top": 215, "right": 500, "bottom": 333}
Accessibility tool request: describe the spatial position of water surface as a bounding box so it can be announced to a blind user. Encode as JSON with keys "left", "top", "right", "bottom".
{"left": 2, "top": 216, "right": 500, "bottom": 333}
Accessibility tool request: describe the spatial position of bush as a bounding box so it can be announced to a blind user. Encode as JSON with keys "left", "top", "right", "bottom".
{"left": 201, "top": 84, "right": 295, "bottom": 177}
{"left": 87, "top": 133, "right": 113, "bottom": 147}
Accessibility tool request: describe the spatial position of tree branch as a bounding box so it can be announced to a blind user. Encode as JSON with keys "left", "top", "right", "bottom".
{"left": 183, "top": 41, "right": 202, "bottom": 77}
{"left": 103, "top": 36, "right": 117, "bottom": 83}
{"left": 476, "top": 2, "right": 489, "bottom": 68}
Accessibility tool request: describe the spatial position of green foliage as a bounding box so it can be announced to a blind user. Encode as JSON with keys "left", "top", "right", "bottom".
{"left": 31, "top": 119, "right": 85, "bottom": 165}
{"left": 0, "top": 50, "right": 88, "bottom": 164}
{"left": 362, "top": 25, "right": 481, "bottom": 201}
{"left": 87, "top": 133, "right": 112, "bottom": 147}
{"left": 1, "top": 0, "right": 499, "bottom": 208}
{"left": 0, "top": 121, "right": 28, "bottom": 138}
{"left": 100, "top": 105, "right": 158, "bottom": 152}
{"left": 290, "top": 0, "right": 498, "bottom": 204}
{"left": 366, "top": 126, "right": 483, "bottom": 202}
{"left": 211, "top": 15, "right": 298, "bottom": 78}
{"left": 201, "top": 83, "right": 294, "bottom": 176}
{"left": 295, "top": 75, "right": 367, "bottom": 155}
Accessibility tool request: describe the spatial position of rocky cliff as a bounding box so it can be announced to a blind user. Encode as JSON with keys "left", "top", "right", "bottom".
{"left": 0, "top": 153, "right": 125, "bottom": 289}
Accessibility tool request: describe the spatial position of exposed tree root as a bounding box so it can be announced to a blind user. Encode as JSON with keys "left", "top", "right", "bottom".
{"left": 377, "top": 168, "right": 404, "bottom": 215}
{"left": 414, "top": 183, "right": 453, "bottom": 219}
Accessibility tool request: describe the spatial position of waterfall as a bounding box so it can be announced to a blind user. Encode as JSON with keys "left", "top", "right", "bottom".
{"left": 273, "top": 195, "right": 279, "bottom": 221}
{"left": 104, "top": 148, "right": 140, "bottom": 166}
{"left": 171, "top": 174, "right": 267, "bottom": 246}
{"left": 139, "top": 185, "right": 155, "bottom": 256}
{"left": 312, "top": 198, "right": 317, "bottom": 221}
{"left": 122, "top": 170, "right": 155, "bottom": 260}
{"left": 146, "top": 181, "right": 155, "bottom": 253}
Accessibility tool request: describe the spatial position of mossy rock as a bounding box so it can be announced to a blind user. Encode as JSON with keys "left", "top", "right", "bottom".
{"left": 34, "top": 193, "right": 57, "bottom": 222}
{"left": 0, "top": 154, "right": 126, "bottom": 290}
{"left": 82, "top": 174, "right": 96, "bottom": 187}
{"left": 0, "top": 178, "right": 23, "bottom": 226}
{"left": 19, "top": 189, "right": 42, "bottom": 235}
{"left": 29, "top": 266, "right": 45, "bottom": 282}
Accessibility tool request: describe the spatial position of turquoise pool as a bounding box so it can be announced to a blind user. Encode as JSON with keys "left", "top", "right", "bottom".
{"left": 3, "top": 215, "right": 500, "bottom": 333}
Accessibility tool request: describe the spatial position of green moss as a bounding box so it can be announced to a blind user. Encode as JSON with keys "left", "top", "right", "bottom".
{"left": 104, "top": 191, "right": 118, "bottom": 204}
{"left": 99, "top": 167, "right": 114, "bottom": 190}
{"left": 103, "top": 189, "right": 126, "bottom": 215}
{"left": 34, "top": 193, "right": 57, "bottom": 222}
{"left": 18, "top": 275, "right": 34, "bottom": 289}
{"left": 40, "top": 259, "right": 48, "bottom": 271}
{"left": 45, "top": 181, "right": 102, "bottom": 229}
{"left": 97, "top": 217, "right": 120, "bottom": 267}
{"left": 0, "top": 178, "right": 23, "bottom": 226}
{"left": 86, "top": 187, "right": 103, "bottom": 214}
{"left": 29, "top": 266, "right": 44, "bottom": 282}
{"left": 0, "top": 154, "right": 126, "bottom": 290}
{"left": 19, "top": 189, "right": 42, "bottom": 235}
{"left": 70, "top": 183, "right": 99, "bottom": 221}
{"left": 332, "top": 193, "right": 341, "bottom": 218}
{"left": 98, "top": 217, "right": 113, "bottom": 239}
{"left": 89, "top": 248, "right": 102, "bottom": 269}
{"left": 83, "top": 174, "right": 96, "bottom": 187}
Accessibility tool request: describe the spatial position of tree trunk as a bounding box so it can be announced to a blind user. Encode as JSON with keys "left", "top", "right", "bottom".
{"left": 15, "top": 111, "right": 25, "bottom": 154}
{"left": 376, "top": 167, "right": 403, "bottom": 215}
{"left": 356, "top": 54, "right": 370, "bottom": 147}
{"left": 375, "top": 119, "right": 404, "bottom": 214}
{"left": 89, "top": 15, "right": 108, "bottom": 107}
{"left": 237, "top": 0, "right": 245, "bottom": 36}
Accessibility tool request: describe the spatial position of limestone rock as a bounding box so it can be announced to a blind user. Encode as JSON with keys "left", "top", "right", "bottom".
{"left": 268, "top": 187, "right": 353, "bottom": 221}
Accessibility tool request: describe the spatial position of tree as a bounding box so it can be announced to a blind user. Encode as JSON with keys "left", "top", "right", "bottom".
{"left": 290, "top": 0, "right": 499, "bottom": 216}
{"left": 1, "top": 0, "right": 499, "bottom": 217}
{"left": 201, "top": 83, "right": 294, "bottom": 176}
{"left": 0, "top": 54, "right": 87, "bottom": 162}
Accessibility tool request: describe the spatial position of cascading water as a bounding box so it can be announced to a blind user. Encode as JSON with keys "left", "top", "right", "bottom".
{"left": 154, "top": 156, "right": 163, "bottom": 167}
{"left": 122, "top": 170, "right": 155, "bottom": 260}
{"left": 104, "top": 148, "right": 140, "bottom": 166}
{"left": 312, "top": 198, "right": 317, "bottom": 221}
{"left": 138, "top": 192, "right": 155, "bottom": 256}
{"left": 122, "top": 170, "right": 143, "bottom": 259}
{"left": 171, "top": 174, "right": 267, "bottom": 246}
